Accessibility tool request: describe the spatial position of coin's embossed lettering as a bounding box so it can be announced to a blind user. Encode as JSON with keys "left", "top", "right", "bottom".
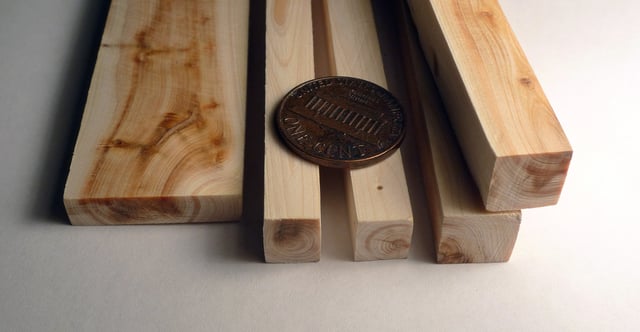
{"left": 349, "top": 89, "right": 379, "bottom": 107}
{"left": 283, "top": 117, "right": 306, "bottom": 137}
{"left": 311, "top": 142, "right": 366, "bottom": 160}
{"left": 292, "top": 79, "right": 333, "bottom": 98}
{"left": 312, "top": 142, "right": 326, "bottom": 153}
{"left": 295, "top": 133, "right": 312, "bottom": 144}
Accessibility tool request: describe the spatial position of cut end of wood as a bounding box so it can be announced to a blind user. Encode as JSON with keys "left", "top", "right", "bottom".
{"left": 64, "top": 195, "right": 242, "bottom": 225}
{"left": 352, "top": 220, "right": 413, "bottom": 261}
{"left": 263, "top": 218, "right": 321, "bottom": 263}
{"left": 398, "top": 0, "right": 523, "bottom": 264}
{"left": 437, "top": 213, "right": 521, "bottom": 264}
{"left": 486, "top": 150, "right": 573, "bottom": 211}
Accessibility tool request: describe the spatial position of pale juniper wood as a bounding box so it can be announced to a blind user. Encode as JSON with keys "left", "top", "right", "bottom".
{"left": 64, "top": 0, "right": 249, "bottom": 225}
{"left": 263, "top": 0, "right": 321, "bottom": 263}
{"left": 323, "top": 0, "right": 413, "bottom": 261}
{"left": 398, "top": 2, "right": 520, "bottom": 263}
{"left": 407, "top": 0, "right": 572, "bottom": 211}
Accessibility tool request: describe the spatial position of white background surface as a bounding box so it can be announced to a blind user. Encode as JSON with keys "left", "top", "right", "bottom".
{"left": 1, "top": 0, "right": 639, "bottom": 331}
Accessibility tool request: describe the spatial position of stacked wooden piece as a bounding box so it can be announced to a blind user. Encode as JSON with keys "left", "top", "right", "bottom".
{"left": 404, "top": 0, "right": 572, "bottom": 262}
{"left": 407, "top": 0, "right": 572, "bottom": 211}
{"left": 397, "top": 1, "right": 520, "bottom": 263}
{"left": 63, "top": 0, "right": 571, "bottom": 264}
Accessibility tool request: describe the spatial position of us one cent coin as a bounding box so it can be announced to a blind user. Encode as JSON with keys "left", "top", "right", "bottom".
{"left": 276, "top": 76, "right": 405, "bottom": 168}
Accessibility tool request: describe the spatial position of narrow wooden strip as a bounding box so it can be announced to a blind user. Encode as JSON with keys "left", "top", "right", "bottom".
{"left": 64, "top": 0, "right": 249, "bottom": 225}
{"left": 398, "top": 2, "right": 520, "bottom": 263}
{"left": 407, "top": 0, "right": 572, "bottom": 211}
{"left": 263, "top": 0, "right": 321, "bottom": 263}
{"left": 324, "top": 0, "right": 413, "bottom": 261}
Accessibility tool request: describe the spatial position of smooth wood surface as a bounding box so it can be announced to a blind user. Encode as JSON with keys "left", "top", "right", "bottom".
{"left": 323, "top": 0, "right": 413, "bottom": 261}
{"left": 263, "top": 0, "right": 321, "bottom": 263}
{"left": 398, "top": 3, "right": 520, "bottom": 263}
{"left": 407, "top": 0, "right": 572, "bottom": 211}
{"left": 64, "top": 0, "right": 249, "bottom": 225}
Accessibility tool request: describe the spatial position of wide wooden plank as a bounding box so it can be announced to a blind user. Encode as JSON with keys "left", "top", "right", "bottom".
{"left": 398, "top": 2, "right": 520, "bottom": 263}
{"left": 64, "top": 0, "right": 249, "bottom": 225}
{"left": 407, "top": 0, "right": 572, "bottom": 211}
{"left": 323, "top": 0, "right": 413, "bottom": 261}
{"left": 263, "top": 0, "right": 321, "bottom": 263}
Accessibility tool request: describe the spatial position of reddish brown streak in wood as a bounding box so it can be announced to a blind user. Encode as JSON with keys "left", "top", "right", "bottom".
{"left": 84, "top": 1, "right": 171, "bottom": 196}
{"left": 273, "top": 0, "right": 289, "bottom": 26}
{"left": 519, "top": 77, "right": 533, "bottom": 88}
{"left": 78, "top": 197, "right": 183, "bottom": 224}
{"left": 439, "top": 238, "right": 472, "bottom": 263}
{"left": 275, "top": 221, "right": 302, "bottom": 244}
{"left": 83, "top": 1, "right": 228, "bottom": 199}
{"left": 525, "top": 153, "right": 572, "bottom": 194}
{"left": 273, "top": 219, "right": 317, "bottom": 246}
{"left": 141, "top": 99, "right": 203, "bottom": 159}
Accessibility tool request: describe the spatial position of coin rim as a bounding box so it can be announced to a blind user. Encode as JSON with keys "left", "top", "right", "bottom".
{"left": 275, "top": 76, "right": 406, "bottom": 169}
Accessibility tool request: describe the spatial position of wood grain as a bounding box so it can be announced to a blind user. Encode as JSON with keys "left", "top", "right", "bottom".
{"left": 407, "top": 0, "right": 572, "bottom": 211}
{"left": 263, "top": 0, "right": 321, "bottom": 263}
{"left": 64, "top": 0, "right": 249, "bottom": 225}
{"left": 398, "top": 2, "right": 520, "bottom": 263}
{"left": 323, "top": 0, "right": 413, "bottom": 261}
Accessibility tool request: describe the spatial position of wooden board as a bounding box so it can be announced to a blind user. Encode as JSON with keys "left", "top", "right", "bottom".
{"left": 64, "top": 0, "right": 249, "bottom": 225}
{"left": 398, "top": 2, "right": 520, "bottom": 263}
{"left": 323, "top": 0, "right": 413, "bottom": 261}
{"left": 263, "top": 0, "right": 321, "bottom": 263}
{"left": 407, "top": 0, "right": 572, "bottom": 211}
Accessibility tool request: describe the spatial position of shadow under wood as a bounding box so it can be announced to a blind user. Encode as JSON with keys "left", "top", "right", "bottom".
{"left": 28, "top": 0, "right": 111, "bottom": 224}
{"left": 319, "top": 167, "right": 353, "bottom": 261}
{"left": 371, "top": 0, "right": 436, "bottom": 263}
{"left": 239, "top": 0, "right": 267, "bottom": 262}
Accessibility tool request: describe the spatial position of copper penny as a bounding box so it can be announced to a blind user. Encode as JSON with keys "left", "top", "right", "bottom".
{"left": 276, "top": 76, "right": 405, "bottom": 168}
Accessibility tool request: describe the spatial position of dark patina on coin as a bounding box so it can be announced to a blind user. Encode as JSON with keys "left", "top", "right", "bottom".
{"left": 276, "top": 76, "right": 405, "bottom": 168}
